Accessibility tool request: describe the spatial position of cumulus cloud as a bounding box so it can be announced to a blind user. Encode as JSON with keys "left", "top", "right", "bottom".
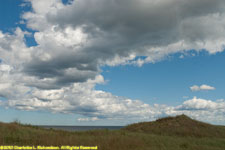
{"left": 78, "top": 117, "right": 100, "bottom": 122}
{"left": 177, "top": 96, "right": 224, "bottom": 110}
{"left": 18, "top": 0, "right": 225, "bottom": 86}
{"left": 20, "top": 0, "right": 225, "bottom": 88}
{"left": 1, "top": 75, "right": 161, "bottom": 121}
{"left": 0, "top": 0, "right": 225, "bottom": 124}
{"left": 190, "top": 84, "right": 216, "bottom": 91}
{"left": 174, "top": 97, "right": 225, "bottom": 123}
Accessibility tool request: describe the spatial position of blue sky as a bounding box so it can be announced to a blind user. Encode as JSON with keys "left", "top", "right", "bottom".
{"left": 0, "top": 0, "right": 225, "bottom": 125}
{"left": 97, "top": 50, "right": 225, "bottom": 105}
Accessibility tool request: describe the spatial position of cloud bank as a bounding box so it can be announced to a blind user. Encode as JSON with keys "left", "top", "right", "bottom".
{"left": 0, "top": 0, "right": 225, "bottom": 124}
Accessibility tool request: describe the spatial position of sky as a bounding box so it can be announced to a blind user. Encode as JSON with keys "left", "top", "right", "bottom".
{"left": 0, "top": 0, "right": 225, "bottom": 126}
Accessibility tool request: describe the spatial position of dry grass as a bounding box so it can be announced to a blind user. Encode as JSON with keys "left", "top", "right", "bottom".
{"left": 0, "top": 115, "right": 225, "bottom": 150}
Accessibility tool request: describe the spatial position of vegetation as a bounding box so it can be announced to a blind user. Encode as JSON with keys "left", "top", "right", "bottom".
{"left": 0, "top": 115, "right": 225, "bottom": 150}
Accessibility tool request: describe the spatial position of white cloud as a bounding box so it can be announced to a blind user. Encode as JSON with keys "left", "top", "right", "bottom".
{"left": 177, "top": 96, "right": 223, "bottom": 110}
{"left": 1, "top": 78, "right": 161, "bottom": 121}
{"left": 78, "top": 117, "right": 100, "bottom": 122}
{"left": 174, "top": 97, "right": 225, "bottom": 124}
{"left": 190, "top": 84, "right": 216, "bottom": 91}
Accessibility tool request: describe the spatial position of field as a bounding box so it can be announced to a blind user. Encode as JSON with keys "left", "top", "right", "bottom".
{"left": 0, "top": 115, "right": 225, "bottom": 150}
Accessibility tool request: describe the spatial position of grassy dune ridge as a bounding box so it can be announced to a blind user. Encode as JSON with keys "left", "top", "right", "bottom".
{"left": 0, "top": 115, "right": 225, "bottom": 150}
{"left": 124, "top": 114, "right": 225, "bottom": 138}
